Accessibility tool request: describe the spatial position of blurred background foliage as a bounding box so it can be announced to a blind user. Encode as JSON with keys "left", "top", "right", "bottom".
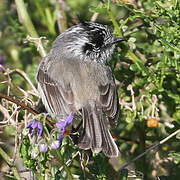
{"left": 0, "top": 0, "right": 180, "bottom": 179}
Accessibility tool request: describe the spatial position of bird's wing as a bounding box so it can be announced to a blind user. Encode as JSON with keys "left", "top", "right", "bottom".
{"left": 98, "top": 78, "right": 120, "bottom": 127}
{"left": 37, "top": 61, "right": 74, "bottom": 119}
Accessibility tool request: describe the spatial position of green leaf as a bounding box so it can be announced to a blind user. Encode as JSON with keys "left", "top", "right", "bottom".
{"left": 169, "top": 152, "right": 180, "bottom": 164}
{"left": 176, "top": 132, "right": 180, "bottom": 140}
{"left": 130, "top": 64, "right": 139, "bottom": 72}
{"left": 119, "top": 169, "right": 128, "bottom": 180}
{"left": 5, "top": 126, "right": 16, "bottom": 136}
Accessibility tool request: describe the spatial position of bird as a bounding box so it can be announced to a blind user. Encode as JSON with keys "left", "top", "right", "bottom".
{"left": 37, "top": 21, "right": 126, "bottom": 157}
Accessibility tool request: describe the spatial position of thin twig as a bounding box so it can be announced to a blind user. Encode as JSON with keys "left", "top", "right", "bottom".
{"left": 26, "top": 35, "right": 47, "bottom": 58}
{"left": 119, "top": 128, "right": 180, "bottom": 171}
{"left": 91, "top": 12, "right": 99, "bottom": 22}
{"left": 12, "top": 110, "right": 19, "bottom": 163}
{"left": 59, "top": 151, "right": 80, "bottom": 171}
{"left": 57, "top": 0, "right": 67, "bottom": 33}
{"left": 15, "top": 69, "right": 39, "bottom": 95}
{"left": 0, "top": 104, "right": 13, "bottom": 124}
{"left": 151, "top": 95, "right": 158, "bottom": 118}
{"left": 90, "top": 2, "right": 102, "bottom": 22}
{"left": 2, "top": 105, "right": 19, "bottom": 125}
{"left": 127, "top": 85, "right": 136, "bottom": 111}
{"left": 4, "top": 68, "right": 39, "bottom": 95}
{"left": 0, "top": 93, "right": 38, "bottom": 115}
{"left": 56, "top": 150, "right": 74, "bottom": 180}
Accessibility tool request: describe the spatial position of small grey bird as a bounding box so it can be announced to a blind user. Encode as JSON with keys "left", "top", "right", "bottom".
{"left": 37, "top": 21, "right": 126, "bottom": 157}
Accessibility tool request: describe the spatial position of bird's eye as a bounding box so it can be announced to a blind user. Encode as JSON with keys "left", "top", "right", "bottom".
{"left": 90, "top": 30, "right": 104, "bottom": 48}
{"left": 82, "top": 43, "right": 94, "bottom": 53}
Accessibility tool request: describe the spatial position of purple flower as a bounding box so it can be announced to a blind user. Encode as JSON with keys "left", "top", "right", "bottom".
{"left": 26, "top": 121, "right": 43, "bottom": 136}
{"left": 56, "top": 113, "right": 73, "bottom": 145}
{"left": 39, "top": 144, "right": 48, "bottom": 153}
{"left": 0, "top": 54, "right": 5, "bottom": 71}
{"left": 51, "top": 140, "right": 60, "bottom": 149}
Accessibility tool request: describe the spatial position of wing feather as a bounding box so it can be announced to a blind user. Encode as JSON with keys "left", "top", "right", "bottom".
{"left": 99, "top": 82, "right": 119, "bottom": 127}
{"left": 37, "top": 65, "right": 74, "bottom": 119}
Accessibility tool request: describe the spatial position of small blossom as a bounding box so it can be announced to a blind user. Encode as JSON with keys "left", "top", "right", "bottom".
{"left": 56, "top": 113, "right": 73, "bottom": 145}
{"left": 22, "top": 128, "right": 29, "bottom": 136}
{"left": 56, "top": 113, "right": 73, "bottom": 129}
{"left": 39, "top": 144, "right": 48, "bottom": 153}
{"left": 51, "top": 140, "right": 60, "bottom": 149}
{"left": 26, "top": 121, "right": 43, "bottom": 136}
{"left": 31, "top": 146, "right": 39, "bottom": 158}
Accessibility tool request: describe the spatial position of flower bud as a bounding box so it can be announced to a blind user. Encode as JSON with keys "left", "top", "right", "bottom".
{"left": 39, "top": 144, "right": 48, "bottom": 153}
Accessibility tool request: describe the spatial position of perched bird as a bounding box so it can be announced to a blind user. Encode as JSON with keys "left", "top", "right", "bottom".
{"left": 37, "top": 21, "right": 126, "bottom": 157}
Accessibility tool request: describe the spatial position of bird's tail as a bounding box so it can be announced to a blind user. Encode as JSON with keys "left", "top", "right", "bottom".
{"left": 78, "top": 100, "right": 119, "bottom": 157}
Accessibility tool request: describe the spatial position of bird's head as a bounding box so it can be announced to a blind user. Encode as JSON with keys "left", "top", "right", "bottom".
{"left": 52, "top": 21, "right": 126, "bottom": 64}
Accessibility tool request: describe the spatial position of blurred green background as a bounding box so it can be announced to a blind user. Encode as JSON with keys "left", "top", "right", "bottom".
{"left": 0, "top": 0, "right": 180, "bottom": 179}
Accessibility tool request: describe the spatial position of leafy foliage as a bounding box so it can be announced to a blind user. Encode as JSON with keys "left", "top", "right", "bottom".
{"left": 0, "top": 0, "right": 180, "bottom": 179}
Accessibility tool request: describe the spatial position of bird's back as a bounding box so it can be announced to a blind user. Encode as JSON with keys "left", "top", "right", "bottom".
{"left": 41, "top": 55, "right": 114, "bottom": 112}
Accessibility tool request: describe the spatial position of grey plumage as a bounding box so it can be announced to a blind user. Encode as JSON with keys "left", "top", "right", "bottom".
{"left": 37, "top": 21, "right": 125, "bottom": 157}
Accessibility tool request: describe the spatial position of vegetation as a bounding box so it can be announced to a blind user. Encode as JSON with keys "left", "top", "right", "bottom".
{"left": 0, "top": 0, "right": 180, "bottom": 179}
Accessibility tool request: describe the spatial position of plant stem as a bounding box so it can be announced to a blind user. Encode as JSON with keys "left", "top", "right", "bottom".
{"left": 107, "top": 8, "right": 122, "bottom": 37}
{"left": 42, "top": 116, "right": 51, "bottom": 137}
{"left": 119, "top": 128, "right": 180, "bottom": 171}
{"left": 0, "top": 147, "right": 21, "bottom": 180}
{"left": 55, "top": 150, "right": 73, "bottom": 180}
{"left": 107, "top": 7, "right": 149, "bottom": 76}
{"left": 45, "top": 8, "right": 56, "bottom": 35}
{"left": 57, "top": 0, "right": 67, "bottom": 33}
{"left": 15, "top": 0, "right": 38, "bottom": 37}
{"left": 15, "top": 0, "right": 45, "bottom": 57}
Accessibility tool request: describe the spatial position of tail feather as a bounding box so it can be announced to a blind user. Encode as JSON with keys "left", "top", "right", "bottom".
{"left": 78, "top": 108, "right": 91, "bottom": 150}
{"left": 89, "top": 102, "right": 102, "bottom": 153}
{"left": 78, "top": 100, "right": 119, "bottom": 157}
{"left": 78, "top": 101, "right": 102, "bottom": 153}
{"left": 99, "top": 116, "right": 119, "bottom": 157}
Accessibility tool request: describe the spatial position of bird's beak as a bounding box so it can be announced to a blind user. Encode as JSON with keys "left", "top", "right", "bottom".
{"left": 112, "top": 37, "right": 127, "bottom": 44}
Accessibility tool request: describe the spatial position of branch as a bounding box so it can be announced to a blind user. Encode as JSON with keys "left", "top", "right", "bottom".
{"left": 57, "top": 0, "right": 67, "bottom": 33}
{"left": 0, "top": 104, "right": 14, "bottom": 124}
{"left": 26, "top": 36, "right": 47, "bottom": 58}
{"left": 0, "top": 93, "right": 38, "bottom": 115}
{"left": 119, "top": 128, "right": 180, "bottom": 171}
{"left": 14, "top": 69, "right": 39, "bottom": 95}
